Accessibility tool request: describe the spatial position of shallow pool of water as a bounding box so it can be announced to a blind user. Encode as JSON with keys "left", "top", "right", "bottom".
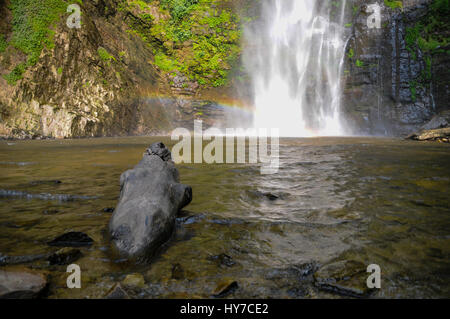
{"left": 0, "top": 137, "right": 449, "bottom": 298}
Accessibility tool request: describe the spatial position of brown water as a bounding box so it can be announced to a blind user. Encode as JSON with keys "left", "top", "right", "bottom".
{"left": 0, "top": 137, "right": 449, "bottom": 298}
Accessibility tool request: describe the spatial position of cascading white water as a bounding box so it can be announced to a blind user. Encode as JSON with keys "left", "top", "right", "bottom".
{"left": 244, "top": 0, "right": 349, "bottom": 137}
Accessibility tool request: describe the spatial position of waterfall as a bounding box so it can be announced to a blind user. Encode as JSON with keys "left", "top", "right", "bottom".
{"left": 244, "top": 0, "right": 349, "bottom": 137}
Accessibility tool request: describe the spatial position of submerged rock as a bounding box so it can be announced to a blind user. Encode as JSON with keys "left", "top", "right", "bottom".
{"left": 249, "top": 190, "right": 285, "bottom": 201}
{"left": 171, "top": 263, "right": 185, "bottom": 280}
{"left": 48, "top": 232, "right": 94, "bottom": 247}
{"left": 212, "top": 280, "right": 239, "bottom": 298}
{"left": 122, "top": 273, "right": 145, "bottom": 289}
{"left": 105, "top": 283, "right": 130, "bottom": 299}
{"left": 314, "top": 260, "right": 371, "bottom": 298}
{"left": 109, "top": 142, "right": 192, "bottom": 261}
{"left": 48, "top": 248, "right": 82, "bottom": 265}
{"left": 29, "top": 180, "right": 62, "bottom": 186}
{"left": 208, "top": 253, "right": 235, "bottom": 268}
{"left": 0, "top": 268, "right": 48, "bottom": 299}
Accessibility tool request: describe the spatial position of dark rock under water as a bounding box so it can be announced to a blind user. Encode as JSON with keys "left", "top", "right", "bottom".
{"left": 47, "top": 232, "right": 94, "bottom": 247}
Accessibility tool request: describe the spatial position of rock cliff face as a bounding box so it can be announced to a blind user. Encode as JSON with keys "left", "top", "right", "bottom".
{"left": 0, "top": 0, "right": 448, "bottom": 138}
{"left": 0, "top": 0, "right": 167, "bottom": 138}
{"left": 0, "top": 0, "right": 250, "bottom": 139}
{"left": 343, "top": 0, "right": 449, "bottom": 136}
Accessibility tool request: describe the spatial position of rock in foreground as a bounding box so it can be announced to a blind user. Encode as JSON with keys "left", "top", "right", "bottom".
{"left": 0, "top": 268, "right": 47, "bottom": 299}
{"left": 109, "top": 142, "right": 192, "bottom": 261}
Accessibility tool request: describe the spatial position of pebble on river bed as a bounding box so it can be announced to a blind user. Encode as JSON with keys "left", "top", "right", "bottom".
{"left": 105, "top": 283, "right": 130, "bottom": 299}
{"left": 122, "top": 273, "right": 146, "bottom": 289}
{"left": 0, "top": 267, "right": 48, "bottom": 299}
{"left": 212, "top": 279, "right": 239, "bottom": 298}
{"left": 171, "top": 263, "right": 185, "bottom": 280}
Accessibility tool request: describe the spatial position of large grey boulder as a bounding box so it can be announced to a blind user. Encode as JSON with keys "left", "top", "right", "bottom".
{"left": 109, "top": 142, "right": 192, "bottom": 261}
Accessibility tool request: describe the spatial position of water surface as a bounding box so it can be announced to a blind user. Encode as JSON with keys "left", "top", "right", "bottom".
{"left": 0, "top": 137, "right": 449, "bottom": 298}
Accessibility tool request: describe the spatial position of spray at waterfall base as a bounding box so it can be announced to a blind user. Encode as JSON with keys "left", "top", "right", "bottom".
{"left": 170, "top": 120, "right": 280, "bottom": 175}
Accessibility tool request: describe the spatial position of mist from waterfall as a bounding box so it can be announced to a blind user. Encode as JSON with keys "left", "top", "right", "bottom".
{"left": 244, "top": 0, "right": 349, "bottom": 137}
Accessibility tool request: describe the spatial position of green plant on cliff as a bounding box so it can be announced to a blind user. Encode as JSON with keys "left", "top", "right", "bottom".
{"left": 98, "top": 47, "right": 116, "bottom": 64}
{"left": 410, "top": 80, "right": 417, "bottom": 102}
{"left": 154, "top": 51, "right": 180, "bottom": 72}
{"left": 0, "top": 35, "right": 7, "bottom": 53}
{"left": 160, "top": 0, "right": 199, "bottom": 21}
{"left": 405, "top": 0, "right": 449, "bottom": 60}
{"left": 4, "top": 0, "right": 67, "bottom": 85}
{"left": 405, "top": 24, "right": 422, "bottom": 60}
{"left": 3, "top": 63, "right": 26, "bottom": 85}
{"left": 125, "top": 0, "right": 242, "bottom": 88}
{"left": 431, "top": 0, "right": 449, "bottom": 12}
{"left": 404, "top": 0, "right": 449, "bottom": 100}
{"left": 347, "top": 48, "right": 354, "bottom": 59}
{"left": 384, "top": 0, "right": 403, "bottom": 10}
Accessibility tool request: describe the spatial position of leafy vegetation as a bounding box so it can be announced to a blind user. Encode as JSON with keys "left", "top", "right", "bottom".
{"left": 4, "top": 0, "right": 67, "bottom": 85}
{"left": 0, "top": 35, "right": 7, "bottom": 53}
{"left": 347, "top": 48, "right": 354, "bottom": 59}
{"left": 159, "top": 0, "right": 199, "bottom": 21}
{"left": 98, "top": 47, "right": 116, "bottom": 63}
{"left": 9, "top": 0, "right": 67, "bottom": 65}
{"left": 410, "top": 80, "right": 417, "bottom": 102}
{"left": 404, "top": 0, "right": 449, "bottom": 101}
{"left": 405, "top": 0, "right": 449, "bottom": 60}
{"left": 3, "top": 63, "right": 26, "bottom": 85}
{"left": 124, "top": 0, "right": 242, "bottom": 87}
{"left": 384, "top": 0, "right": 403, "bottom": 10}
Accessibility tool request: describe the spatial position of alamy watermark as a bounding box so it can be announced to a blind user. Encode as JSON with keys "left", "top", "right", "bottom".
{"left": 367, "top": 264, "right": 381, "bottom": 289}
{"left": 66, "top": 264, "right": 81, "bottom": 289}
{"left": 67, "top": 4, "right": 81, "bottom": 29}
{"left": 171, "top": 120, "right": 280, "bottom": 175}
{"left": 367, "top": 3, "right": 381, "bottom": 29}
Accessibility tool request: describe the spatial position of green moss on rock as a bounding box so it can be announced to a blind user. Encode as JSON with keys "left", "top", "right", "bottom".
{"left": 5, "top": 0, "right": 67, "bottom": 85}
{"left": 0, "top": 34, "right": 7, "bottom": 53}
{"left": 124, "top": 0, "right": 242, "bottom": 88}
{"left": 384, "top": 0, "right": 403, "bottom": 10}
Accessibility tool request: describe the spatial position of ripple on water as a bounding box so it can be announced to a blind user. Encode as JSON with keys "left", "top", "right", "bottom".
{"left": 0, "top": 189, "right": 98, "bottom": 201}
{"left": 0, "top": 161, "right": 37, "bottom": 166}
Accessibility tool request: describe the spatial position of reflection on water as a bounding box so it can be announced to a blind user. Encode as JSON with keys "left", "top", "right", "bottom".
{"left": 0, "top": 137, "right": 449, "bottom": 298}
